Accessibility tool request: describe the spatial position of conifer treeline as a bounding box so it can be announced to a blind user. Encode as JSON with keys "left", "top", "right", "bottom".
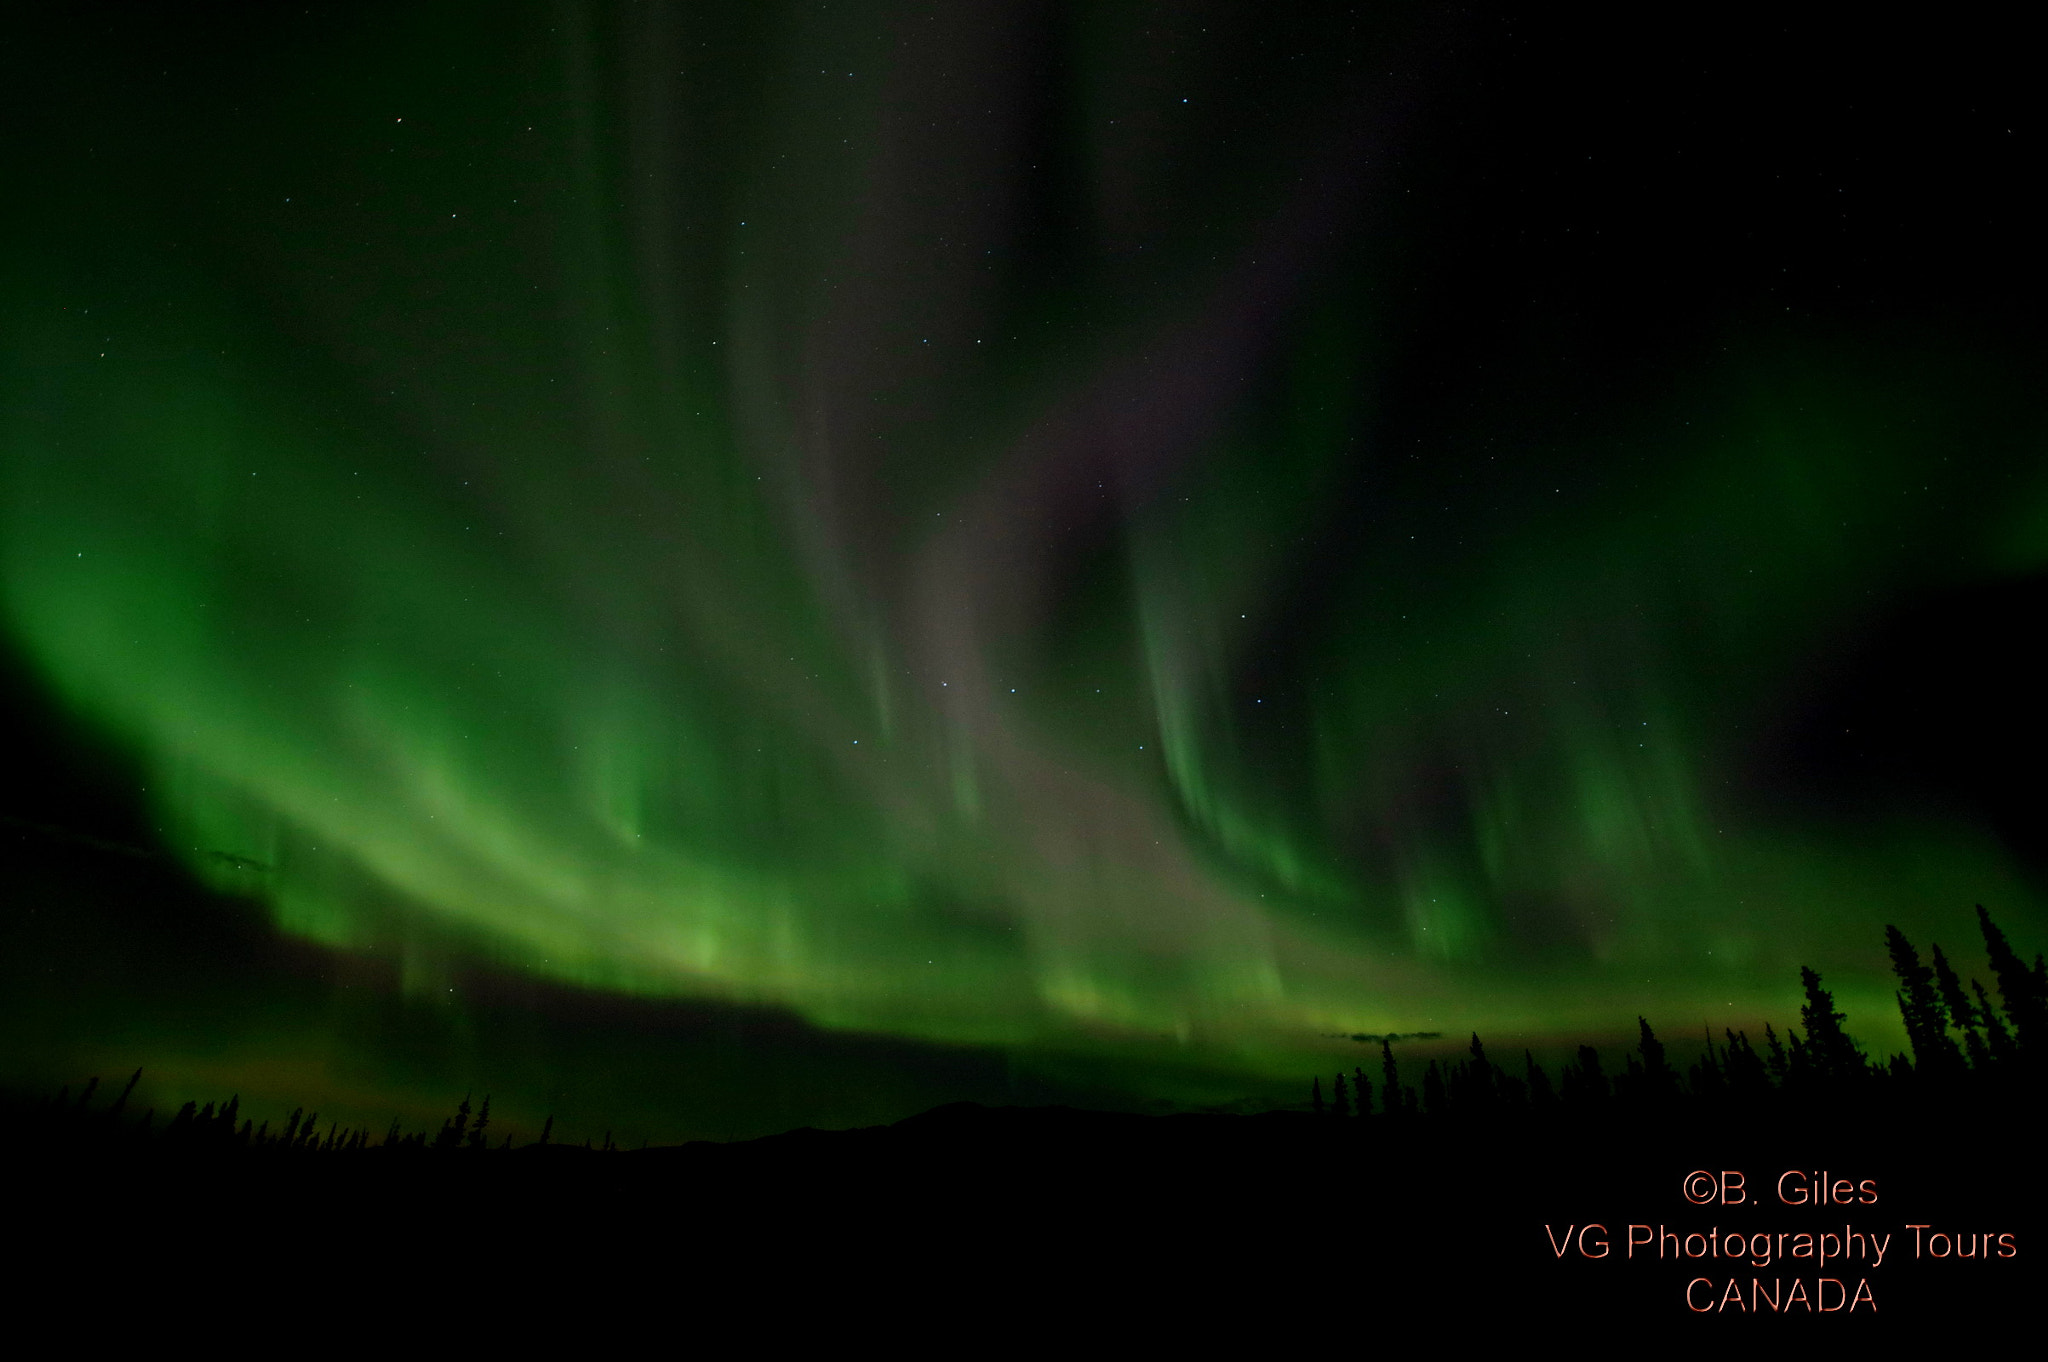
{"left": 1310, "top": 904, "right": 2046, "bottom": 1120}
{"left": 13, "top": 1078, "right": 600, "bottom": 1155}
{"left": 13, "top": 907, "right": 2043, "bottom": 1152}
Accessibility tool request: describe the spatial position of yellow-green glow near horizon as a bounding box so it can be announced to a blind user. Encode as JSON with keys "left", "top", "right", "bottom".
{"left": 3, "top": 3, "right": 2044, "bottom": 1110}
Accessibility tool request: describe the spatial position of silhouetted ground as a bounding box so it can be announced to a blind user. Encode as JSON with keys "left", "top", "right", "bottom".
{"left": 9, "top": 1091, "right": 2037, "bottom": 1344}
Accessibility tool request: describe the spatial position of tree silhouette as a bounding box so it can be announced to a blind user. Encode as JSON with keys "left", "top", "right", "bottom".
{"left": 1330, "top": 1073, "right": 1351, "bottom": 1118}
{"left": 1465, "top": 1034, "right": 1495, "bottom": 1109}
{"left": 1798, "top": 967, "right": 1865, "bottom": 1085}
{"left": 1351, "top": 1066, "right": 1373, "bottom": 1118}
{"left": 1688, "top": 1027, "right": 1725, "bottom": 1103}
{"left": 1635, "top": 1018, "right": 1679, "bottom": 1102}
{"left": 434, "top": 1096, "right": 473, "bottom": 1151}
{"left": 1380, "top": 1040, "right": 1403, "bottom": 1120}
{"left": 1762, "top": 1023, "right": 1789, "bottom": 1087}
{"left": 106, "top": 1069, "right": 141, "bottom": 1120}
{"left": 1886, "top": 926, "right": 1963, "bottom": 1079}
{"left": 1977, "top": 904, "right": 2046, "bottom": 1061}
{"left": 1930, "top": 944, "right": 1991, "bottom": 1071}
{"left": 1973, "top": 979, "right": 2020, "bottom": 1067}
{"left": 1561, "top": 1045, "right": 1607, "bottom": 1105}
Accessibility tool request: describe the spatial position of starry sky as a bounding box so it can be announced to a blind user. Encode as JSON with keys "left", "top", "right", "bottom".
{"left": 2, "top": 2, "right": 2043, "bottom": 1141}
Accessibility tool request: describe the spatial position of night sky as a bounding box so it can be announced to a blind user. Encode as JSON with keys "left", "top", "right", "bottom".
{"left": 3, "top": 2, "right": 2042, "bottom": 1143}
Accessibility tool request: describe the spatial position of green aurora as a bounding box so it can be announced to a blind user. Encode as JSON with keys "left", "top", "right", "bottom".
{"left": 3, "top": 3, "right": 2043, "bottom": 1139}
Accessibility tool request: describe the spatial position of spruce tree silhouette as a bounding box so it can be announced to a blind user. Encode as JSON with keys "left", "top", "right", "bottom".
{"left": 435, "top": 1096, "right": 473, "bottom": 1151}
{"left": 1311, "top": 1077, "right": 1325, "bottom": 1116}
{"left": 1689, "top": 1027, "right": 1725, "bottom": 1103}
{"left": 1886, "top": 926, "right": 1964, "bottom": 1079}
{"left": 106, "top": 1069, "right": 141, "bottom": 1120}
{"left": 1352, "top": 1066, "right": 1373, "bottom": 1118}
{"left": 1930, "top": 943, "right": 1992, "bottom": 1071}
{"left": 467, "top": 1097, "right": 491, "bottom": 1151}
{"left": 1562, "top": 1046, "right": 1607, "bottom": 1106}
{"left": 1977, "top": 905, "right": 2046, "bottom": 1061}
{"left": 1762, "top": 1023, "right": 1790, "bottom": 1087}
{"left": 1331, "top": 1073, "right": 1351, "bottom": 1118}
{"left": 1635, "top": 1019, "right": 1679, "bottom": 1103}
{"left": 1466, "top": 1034, "right": 1495, "bottom": 1109}
{"left": 1380, "top": 1040, "right": 1402, "bottom": 1120}
{"left": 1797, "top": 967, "right": 1865, "bottom": 1085}
{"left": 1973, "top": 979, "right": 2020, "bottom": 1067}
{"left": 1786, "top": 1028, "right": 1814, "bottom": 1088}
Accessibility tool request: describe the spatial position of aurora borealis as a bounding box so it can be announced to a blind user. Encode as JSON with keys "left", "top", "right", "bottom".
{"left": 3, "top": 3, "right": 2043, "bottom": 1140}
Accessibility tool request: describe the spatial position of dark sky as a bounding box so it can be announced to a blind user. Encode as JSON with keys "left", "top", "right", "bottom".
{"left": 2, "top": 2, "right": 2042, "bottom": 1142}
